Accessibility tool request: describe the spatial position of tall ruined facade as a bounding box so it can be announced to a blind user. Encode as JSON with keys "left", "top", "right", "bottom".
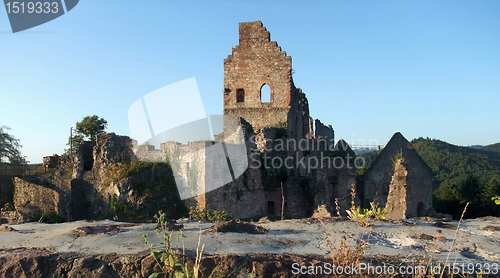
{"left": 223, "top": 21, "right": 311, "bottom": 142}
{"left": 200, "top": 21, "right": 356, "bottom": 218}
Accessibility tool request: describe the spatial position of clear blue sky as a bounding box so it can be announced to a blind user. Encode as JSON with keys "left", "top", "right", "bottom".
{"left": 1, "top": 1, "right": 499, "bottom": 163}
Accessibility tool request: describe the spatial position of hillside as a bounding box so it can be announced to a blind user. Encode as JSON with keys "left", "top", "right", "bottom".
{"left": 359, "top": 138, "right": 500, "bottom": 218}
{"left": 410, "top": 137, "right": 500, "bottom": 188}
{"left": 483, "top": 142, "right": 500, "bottom": 154}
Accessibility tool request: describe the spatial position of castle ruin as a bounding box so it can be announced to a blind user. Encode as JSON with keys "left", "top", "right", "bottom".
{"left": 11, "top": 21, "right": 434, "bottom": 222}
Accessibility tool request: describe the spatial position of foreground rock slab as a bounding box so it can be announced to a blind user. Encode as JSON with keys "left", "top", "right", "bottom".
{"left": 0, "top": 217, "right": 499, "bottom": 277}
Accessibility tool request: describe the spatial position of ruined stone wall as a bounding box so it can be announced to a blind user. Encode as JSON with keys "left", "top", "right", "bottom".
{"left": 363, "top": 132, "right": 433, "bottom": 219}
{"left": 385, "top": 158, "right": 433, "bottom": 219}
{"left": 15, "top": 133, "right": 186, "bottom": 222}
{"left": 43, "top": 156, "right": 59, "bottom": 170}
{"left": 287, "top": 88, "right": 311, "bottom": 146}
{"left": 134, "top": 144, "right": 165, "bottom": 162}
{"left": 14, "top": 177, "right": 64, "bottom": 220}
{"left": 312, "top": 139, "right": 358, "bottom": 217}
{"left": 204, "top": 168, "right": 266, "bottom": 219}
{"left": 223, "top": 21, "right": 309, "bottom": 136}
{"left": 164, "top": 141, "right": 207, "bottom": 208}
{"left": 405, "top": 164, "right": 433, "bottom": 218}
{"left": 14, "top": 153, "right": 76, "bottom": 221}
{"left": 205, "top": 121, "right": 267, "bottom": 218}
{"left": 385, "top": 159, "right": 408, "bottom": 219}
{"left": 315, "top": 119, "right": 335, "bottom": 150}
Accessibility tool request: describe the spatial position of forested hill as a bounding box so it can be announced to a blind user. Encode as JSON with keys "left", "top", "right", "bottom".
{"left": 410, "top": 137, "right": 500, "bottom": 188}
{"left": 411, "top": 138, "right": 500, "bottom": 218}
{"left": 482, "top": 142, "right": 500, "bottom": 154}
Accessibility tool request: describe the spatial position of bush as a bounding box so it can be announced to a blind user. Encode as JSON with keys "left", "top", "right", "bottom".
{"left": 28, "top": 213, "right": 65, "bottom": 223}
{"left": 345, "top": 184, "right": 387, "bottom": 226}
{"left": 142, "top": 211, "right": 208, "bottom": 278}
{"left": 188, "top": 205, "right": 232, "bottom": 222}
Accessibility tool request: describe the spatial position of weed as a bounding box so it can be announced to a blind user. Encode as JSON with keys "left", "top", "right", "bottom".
{"left": 28, "top": 213, "right": 64, "bottom": 223}
{"left": 320, "top": 220, "right": 368, "bottom": 274}
{"left": 142, "top": 210, "right": 225, "bottom": 278}
{"left": 369, "top": 200, "right": 387, "bottom": 221}
{"left": 345, "top": 184, "right": 387, "bottom": 226}
{"left": 334, "top": 198, "right": 341, "bottom": 217}
{"left": 390, "top": 151, "right": 402, "bottom": 165}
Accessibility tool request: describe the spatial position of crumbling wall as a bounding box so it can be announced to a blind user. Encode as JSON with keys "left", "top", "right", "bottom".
{"left": 15, "top": 133, "right": 186, "bottom": 222}
{"left": 43, "top": 156, "right": 59, "bottom": 170}
{"left": 385, "top": 159, "right": 408, "bottom": 219}
{"left": 134, "top": 144, "right": 165, "bottom": 162}
{"left": 363, "top": 132, "right": 433, "bottom": 219}
{"left": 314, "top": 119, "right": 334, "bottom": 150}
{"left": 313, "top": 139, "right": 359, "bottom": 216}
{"left": 223, "top": 21, "right": 310, "bottom": 142}
{"left": 13, "top": 177, "right": 66, "bottom": 220}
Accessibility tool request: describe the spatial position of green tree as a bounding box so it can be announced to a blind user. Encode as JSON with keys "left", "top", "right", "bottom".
{"left": 0, "top": 126, "right": 25, "bottom": 164}
{"left": 75, "top": 115, "right": 108, "bottom": 141}
{"left": 458, "top": 174, "right": 482, "bottom": 203}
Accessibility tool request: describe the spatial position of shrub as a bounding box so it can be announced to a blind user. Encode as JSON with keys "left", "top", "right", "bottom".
{"left": 141, "top": 210, "right": 228, "bottom": 278}
{"left": 188, "top": 205, "right": 232, "bottom": 222}
{"left": 320, "top": 220, "right": 368, "bottom": 271}
{"left": 345, "top": 184, "right": 387, "bottom": 226}
{"left": 28, "top": 213, "right": 65, "bottom": 223}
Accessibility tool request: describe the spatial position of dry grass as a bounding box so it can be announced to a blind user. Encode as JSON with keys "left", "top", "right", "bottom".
{"left": 321, "top": 185, "right": 477, "bottom": 277}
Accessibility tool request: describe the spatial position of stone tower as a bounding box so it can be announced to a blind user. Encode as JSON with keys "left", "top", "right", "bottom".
{"left": 223, "top": 21, "right": 310, "bottom": 140}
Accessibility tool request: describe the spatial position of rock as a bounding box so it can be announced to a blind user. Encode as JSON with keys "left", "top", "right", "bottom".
{"left": 75, "top": 225, "right": 121, "bottom": 235}
{"left": 204, "top": 220, "right": 268, "bottom": 234}
{"left": 481, "top": 225, "right": 500, "bottom": 232}
{"left": 141, "top": 254, "right": 162, "bottom": 278}
{"left": 0, "top": 211, "right": 23, "bottom": 224}
{"left": 0, "top": 225, "right": 17, "bottom": 232}
{"left": 391, "top": 219, "right": 417, "bottom": 226}
{"left": 0, "top": 247, "right": 337, "bottom": 278}
{"left": 311, "top": 205, "right": 332, "bottom": 219}
{"left": 0, "top": 218, "right": 7, "bottom": 225}
{"left": 257, "top": 216, "right": 269, "bottom": 223}
{"left": 75, "top": 223, "right": 140, "bottom": 235}
{"left": 433, "top": 221, "right": 458, "bottom": 230}
{"left": 426, "top": 211, "right": 453, "bottom": 221}
{"left": 0, "top": 248, "right": 147, "bottom": 278}
{"left": 418, "top": 233, "right": 435, "bottom": 241}
{"left": 151, "top": 221, "right": 184, "bottom": 231}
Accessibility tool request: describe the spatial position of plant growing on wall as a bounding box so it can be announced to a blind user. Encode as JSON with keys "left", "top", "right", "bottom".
{"left": 390, "top": 151, "right": 402, "bottom": 165}
{"left": 273, "top": 121, "right": 288, "bottom": 138}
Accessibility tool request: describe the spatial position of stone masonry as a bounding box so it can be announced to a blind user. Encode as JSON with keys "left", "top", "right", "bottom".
{"left": 223, "top": 21, "right": 311, "bottom": 142}
{"left": 362, "top": 132, "right": 433, "bottom": 219}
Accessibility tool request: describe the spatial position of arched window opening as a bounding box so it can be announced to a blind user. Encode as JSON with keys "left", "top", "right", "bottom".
{"left": 236, "top": 89, "right": 245, "bottom": 103}
{"left": 260, "top": 84, "right": 271, "bottom": 103}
